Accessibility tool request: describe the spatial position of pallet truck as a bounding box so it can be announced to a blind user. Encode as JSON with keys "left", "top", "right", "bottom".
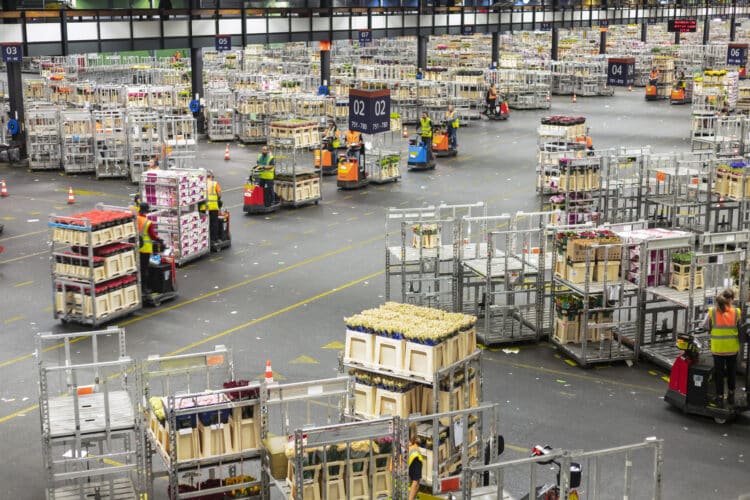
{"left": 210, "top": 208, "right": 232, "bottom": 252}
{"left": 315, "top": 137, "right": 340, "bottom": 176}
{"left": 664, "top": 330, "right": 749, "bottom": 424}
{"left": 407, "top": 135, "right": 436, "bottom": 170}
{"left": 142, "top": 241, "right": 178, "bottom": 307}
{"left": 432, "top": 123, "right": 458, "bottom": 158}
{"left": 486, "top": 94, "right": 510, "bottom": 121}
{"left": 337, "top": 144, "right": 369, "bottom": 190}
{"left": 243, "top": 168, "right": 281, "bottom": 215}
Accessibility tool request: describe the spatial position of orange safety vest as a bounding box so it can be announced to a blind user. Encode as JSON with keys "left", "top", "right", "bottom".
{"left": 345, "top": 130, "right": 361, "bottom": 145}
{"left": 487, "top": 88, "right": 497, "bottom": 101}
{"left": 650, "top": 70, "right": 659, "bottom": 80}
{"left": 709, "top": 306, "right": 741, "bottom": 355}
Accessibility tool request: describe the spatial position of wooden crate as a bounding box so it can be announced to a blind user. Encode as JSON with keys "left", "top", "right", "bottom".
{"left": 443, "top": 335, "right": 460, "bottom": 367}
{"left": 374, "top": 336, "right": 405, "bottom": 372}
{"left": 199, "top": 421, "right": 234, "bottom": 457}
{"left": 344, "top": 329, "right": 374, "bottom": 366}
{"left": 670, "top": 270, "right": 704, "bottom": 291}
{"left": 405, "top": 341, "right": 445, "bottom": 381}
{"left": 594, "top": 261, "right": 620, "bottom": 282}
{"left": 353, "top": 383, "right": 375, "bottom": 418}
{"left": 458, "top": 328, "right": 476, "bottom": 360}
{"left": 374, "top": 387, "right": 412, "bottom": 418}
{"left": 175, "top": 427, "right": 200, "bottom": 462}
{"left": 231, "top": 406, "right": 260, "bottom": 451}
{"left": 553, "top": 316, "right": 580, "bottom": 344}
{"left": 565, "top": 262, "right": 590, "bottom": 284}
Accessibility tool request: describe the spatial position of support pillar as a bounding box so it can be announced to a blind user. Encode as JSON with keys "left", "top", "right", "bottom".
{"left": 551, "top": 26, "right": 559, "bottom": 61}
{"left": 641, "top": 22, "right": 647, "bottom": 43}
{"left": 7, "top": 61, "right": 25, "bottom": 154}
{"left": 320, "top": 43, "right": 331, "bottom": 87}
{"left": 491, "top": 31, "right": 499, "bottom": 68}
{"left": 417, "top": 35, "right": 427, "bottom": 75}
{"left": 599, "top": 29, "right": 607, "bottom": 55}
{"left": 190, "top": 47, "right": 204, "bottom": 134}
{"left": 674, "top": 30, "right": 680, "bottom": 45}
{"left": 703, "top": 17, "right": 710, "bottom": 45}
{"left": 730, "top": 16, "right": 736, "bottom": 41}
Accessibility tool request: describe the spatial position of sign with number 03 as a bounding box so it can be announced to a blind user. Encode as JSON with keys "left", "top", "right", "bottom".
{"left": 348, "top": 89, "right": 391, "bottom": 135}
{"left": 2, "top": 44, "right": 22, "bottom": 63}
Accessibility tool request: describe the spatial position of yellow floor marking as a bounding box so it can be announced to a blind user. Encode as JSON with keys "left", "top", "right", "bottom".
{"left": 209, "top": 256, "right": 223, "bottom": 262}
{"left": 29, "top": 211, "right": 41, "bottom": 216}
{"left": 564, "top": 359, "right": 577, "bottom": 367}
{"left": 662, "top": 376, "right": 670, "bottom": 383}
{"left": 0, "top": 250, "right": 47, "bottom": 264}
{"left": 0, "top": 405, "right": 37, "bottom": 424}
{"left": 648, "top": 370, "right": 659, "bottom": 376}
{"left": 364, "top": 211, "right": 375, "bottom": 216}
{"left": 14, "top": 280, "right": 33, "bottom": 287}
{"left": 44, "top": 306, "right": 54, "bottom": 312}
{"left": 343, "top": 195, "right": 353, "bottom": 200}
{"left": 1, "top": 216, "right": 15, "bottom": 221}
{"left": 0, "top": 229, "right": 47, "bottom": 243}
{"left": 328, "top": 222, "right": 339, "bottom": 227}
{"left": 322, "top": 341, "right": 345, "bottom": 349}
{"left": 255, "top": 371, "right": 286, "bottom": 381}
{"left": 346, "top": 217, "right": 358, "bottom": 222}
{"left": 4, "top": 316, "right": 24, "bottom": 324}
{"left": 303, "top": 229, "right": 315, "bottom": 234}
{"left": 166, "top": 271, "right": 382, "bottom": 357}
{"left": 290, "top": 355, "right": 319, "bottom": 364}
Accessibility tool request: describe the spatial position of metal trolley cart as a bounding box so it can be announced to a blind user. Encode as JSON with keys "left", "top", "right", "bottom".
{"left": 37, "top": 327, "right": 147, "bottom": 500}
{"left": 61, "top": 110, "right": 96, "bottom": 174}
{"left": 94, "top": 109, "right": 129, "bottom": 179}
{"left": 26, "top": 107, "right": 62, "bottom": 171}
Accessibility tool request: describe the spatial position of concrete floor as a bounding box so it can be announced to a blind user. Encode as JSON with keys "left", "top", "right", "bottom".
{"left": 0, "top": 89, "right": 748, "bottom": 499}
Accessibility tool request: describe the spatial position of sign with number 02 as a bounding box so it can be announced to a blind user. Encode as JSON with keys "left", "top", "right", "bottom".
{"left": 348, "top": 89, "right": 390, "bottom": 135}
{"left": 1, "top": 44, "right": 22, "bottom": 63}
{"left": 215, "top": 35, "right": 231, "bottom": 52}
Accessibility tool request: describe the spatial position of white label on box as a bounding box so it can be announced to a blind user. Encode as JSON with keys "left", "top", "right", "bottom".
{"left": 308, "top": 385, "right": 323, "bottom": 396}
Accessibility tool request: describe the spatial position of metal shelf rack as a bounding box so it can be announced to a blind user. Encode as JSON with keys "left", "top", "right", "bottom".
{"left": 161, "top": 114, "right": 197, "bottom": 170}
{"left": 36, "top": 327, "right": 146, "bottom": 500}
{"left": 26, "top": 107, "right": 62, "bottom": 171}
{"left": 206, "top": 87, "right": 236, "bottom": 141}
{"left": 127, "top": 109, "right": 161, "bottom": 184}
{"left": 236, "top": 91, "right": 268, "bottom": 144}
{"left": 94, "top": 109, "right": 129, "bottom": 179}
{"left": 61, "top": 110, "right": 96, "bottom": 174}
{"left": 269, "top": 139, "right": 322, "bottom": 208}
{"left": 48, "top": 205, "right": 142, "bottom": 326}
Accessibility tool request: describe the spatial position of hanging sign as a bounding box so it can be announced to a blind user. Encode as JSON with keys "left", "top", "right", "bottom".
{"left": 348, "top": 89, "right": 390, "bottom": 134}
{"left": 668, "top": 19, "right": 697, "bottom": 33}
{"left": 1, "top": 43, "right": 22, "bottom": 63}
{"left": 215, "top": 35, "right": 231, "bottom": 52}
{"left": 727, "top": 43, "right": 748, "bottom": 66}
{"left": 607, "top": 57, "right": 635, "bottom": 87}
{"left": 540, "top": 22, "right": 552, "bottom": 31}
{"left": 461, "top": 26, "right": 474, "bottom": 35}
{"left": 358, "top": 30, "right": 372, "bottom": 46}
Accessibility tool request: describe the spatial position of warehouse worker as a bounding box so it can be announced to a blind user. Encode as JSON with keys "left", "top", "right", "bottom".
{"left": 675, "top": 70, "right": 686, "bottom": 90}
{"left": 256, "top": 146, "right": 276, "bottom": 206}
{"left": 407, "top": 422, "right": 423, "bottom": 500}
{"left": 130, "top": 193, "right": 141, "bottom": 214}
{"left": 137, "top": 203, "right": 161, "bottom": 293}
{"left": 206, "top": 170, "right": 223, "bottom": 245}
{"left": 486, "top": 84, "right": 498, "bottom": 115}
{"left": 420, "top": 111, "right": 433, "bottom": 161}
{"left": 345, "top": 129, "right": 363, "bottom": 165}
{"left": 445, "top": 104, "right": 459, "bottom": 149}
{"left": 703, "top": 289, "right": 742, "bottom": 406}
{"left": 649, "top": 67, "right": 660, "bottom": 86}
{"left": 325, "top": 120, "right": 341, "bottom": 150}
{"left": 147, "top": 157, "right": 160, "bottom": 171}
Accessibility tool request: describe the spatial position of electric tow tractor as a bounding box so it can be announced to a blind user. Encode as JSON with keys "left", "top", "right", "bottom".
{"left": 210, "top": 208, "right": 232, "bottom": 252}
{"left": 407, "top": 135, "right": 436, "bottom": 170}
{"left": 645, "top": 79, "right": 663, "bottom": 101}
{"left": 142, "top": 241, "right": 178, "bottom": 307}
{"left": 670, "top": 82, "right": 689, "bottom": 105}
{"left": 243, "top": 168, "right": 282, "bottom": 215}
{"left": 486, "top": 94, "right": 510, "bottom": 121}
{"left": 315, "top": 137, "right": 340, "bottom": 176}
{"left": 432, "top": 123, "right": 458, "bottom": 158}
{"left": 337, "top": 144, "right": 370, "bottom": 189}
{"left": 664, "top": 330, "right": 749, "bottom": 424}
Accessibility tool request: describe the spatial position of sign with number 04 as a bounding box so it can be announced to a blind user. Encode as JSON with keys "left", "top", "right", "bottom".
{"left": 607, "top": 57, "right": 635, "bottom": 87}
{"left": 1, "top": 44, "right": 22, "bottom": 63}
{"left": 348, "top": 89, "right": 390, "bottom": 134}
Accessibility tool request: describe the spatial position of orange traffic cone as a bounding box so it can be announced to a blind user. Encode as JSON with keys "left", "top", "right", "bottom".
{"left": 402, "top": 127, "right": 408, "bottom": 138}
{"left": 67, "top": 186, "right": 75, "bottom": 204}
{"left": 546, "top": 92, "right": 551, "bottom": 103}
{"left": 264, "top": 360, "right": 273, "bottom": 384}
{"left": 224, "top": 145, "right": 230, "bottom": 161}
{"left": 628, "top": 84, "right": 633, "bottom": 92}
{"left": 1, "top": 180, "right": 7, "bottom": 197}
{"left": 572, "top": 93, "right": 577, "bottom": 103}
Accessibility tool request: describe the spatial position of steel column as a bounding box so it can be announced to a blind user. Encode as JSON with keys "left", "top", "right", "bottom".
{"left": 190, "top": 48, "right": 204, "bottom": 134}
{"left": 417, "top": 35, "right": 427, "bottom": 74}
{"left": 641, "top": 21, "right": 647, "bottom": 43}
{"left": 7, "top": 61, "right": 25, "bottom": 155}
{"left": 600, "top": 29, "right": 607, "bottom": 55}
{"left": 674, "top": 30, "right": 680, "bottom": 45}
{"left": 320, "top": 47, "right": 331, "bottom": 86}
{"left": 491, "top": 31, "right": 499, "bottom": 68}
{"left": 551, "top": 26, "right": 559, "bottom": 61}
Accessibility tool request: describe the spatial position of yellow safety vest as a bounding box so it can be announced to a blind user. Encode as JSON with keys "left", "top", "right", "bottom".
{"left": 446, "top": 110, "right": 459, "bottom": 129}
{"left": 420, "top": 117, "right": 432, "bottom": 138}
{"left": 137, "top": 215, "right": 153, "bottom": 254}
{"left": 329, "top": 128, "right": 341, "bottom": 148}
{"left": 207, "top": 179, "right": 220, "bottom": 211}
{"left": 258, "top": 154, "right": 275, "bottom": 180}
{"left": 709, "top": 306, "right": 741, "bottom": 355}
{"left": 408, "top": 444, "right": 424, "bottom": 468}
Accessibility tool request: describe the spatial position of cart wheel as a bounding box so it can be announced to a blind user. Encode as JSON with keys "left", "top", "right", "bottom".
{"left": 60, "top": 318, "right": 68, "bottom": 325}
{"left": 714, "top": 416, "right": 727, "bottom": 424}
{"left": 152, "top": 299, "right": 161, "bottom": 307}
{"left": 315, "top": 200, "right": 319, "bottom": 205}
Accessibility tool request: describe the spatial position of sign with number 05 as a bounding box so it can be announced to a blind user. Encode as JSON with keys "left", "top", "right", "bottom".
{"left": 348, "top": 89, "right": 390, "bottom": 135}
{"left": 215, "top": 35, "right": 231, "bottom": 52}
{"left": 1, "top": 44, "right": 22, "bottom": 63}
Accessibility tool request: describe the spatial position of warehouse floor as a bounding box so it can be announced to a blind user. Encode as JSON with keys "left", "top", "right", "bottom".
{"left": 1, "top": 90, "right": 748, "bottom": 499}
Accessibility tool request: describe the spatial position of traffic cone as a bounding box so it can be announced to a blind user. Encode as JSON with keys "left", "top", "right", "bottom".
{"left": 224, "top": 145, "right": 230, "bottom": 161}
{"left": 0, "top": 180, "right": 7, "bottom": 197}
{"left": 67, "top": 186, "right": 75, "bottom": 204}
{"left": 628, "top": 84, "right": 633, "bottom": 92}
{"left": 264, "top": 360, "right": 273, "bottom": 384}
{"left": 572, "top": 93, "right": 577, "bottom": 103}
{"left": 546, "top": 92, "right": 551, "bottom": 103}
{"left": 402, "top": 127, "right": 408, "bottom": 138}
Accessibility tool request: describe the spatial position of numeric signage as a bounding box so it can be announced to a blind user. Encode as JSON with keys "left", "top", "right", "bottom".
{"left": 607, "top": 57, "right": 635, "bottom": 87}
{"left": 348, "top": 89, "right": 390, "bottom": 135}
{"left": 728, "top": 43, "right": 748, "bottom": 67}
{"left": 215, "top": 35, "right": 231, "bottom": 52}
{"left": 359, "top": 30, "right": 372, "bottom": 46}
{"left": 540, "top": 22, "right": 552, "bottom": 31}
{"left": 668, "top": 19, "right": 697, "bottom": 33}
{"left": 1, "top": 43, "right": 22, "bottom": 63}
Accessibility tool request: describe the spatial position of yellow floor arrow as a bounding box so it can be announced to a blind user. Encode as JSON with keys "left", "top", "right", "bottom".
{"left": 321, "top": 341, "right": 345, "bottom": 349}
{"left": 290, "top": 355, "right": 319, "bottom": 365}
